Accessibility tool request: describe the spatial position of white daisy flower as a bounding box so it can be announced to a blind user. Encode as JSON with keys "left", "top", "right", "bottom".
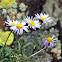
{"left": 25, "top": 16, "right": 41, "bottom": 30}
{"left": 34, "top": 13, "right": 52, "bottom": 24}
{"left": 10, "top": 21, "right": 29, "bottom": 35}
{"left": 42, "top": 36, "right": 57, "bottom": 47}
{"left": 5, "top": 19, "right": 18, "bottom": 27}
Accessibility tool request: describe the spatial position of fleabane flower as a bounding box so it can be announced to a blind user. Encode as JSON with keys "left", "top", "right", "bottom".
{"left": 42, "top": 36, "right": 57, "bottom": 47}
{"left": 34, "top": 13, "right": 52, "bottom": 24}
{"left": 10, "top": 21, "right": 29, "bottom": 35}
{"left": 5, "top": 19, "right": 18, "bottom": 27}
{"left": 25, "top": 16, "right": 41, "bottom": 30}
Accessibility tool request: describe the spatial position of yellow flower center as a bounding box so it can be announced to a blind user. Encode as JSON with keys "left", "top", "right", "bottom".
{"left": 12, "top": 22, "right": 16, "bottom": 26}
{"left": 46, "top": 37, "right": 53, "bottom": 42}
{"left": 30, "top": 21, "right": 35, "bottom": 26}
{"left": 17, "top": 24, "right": 22, "bottom": 29}
{"left": 41, "top": 16, "right": 46, "bottom": 20}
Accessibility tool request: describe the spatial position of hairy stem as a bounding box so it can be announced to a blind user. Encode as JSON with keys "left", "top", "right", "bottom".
{"left": 28, "top": 47, "right": 46, "bottom": 58}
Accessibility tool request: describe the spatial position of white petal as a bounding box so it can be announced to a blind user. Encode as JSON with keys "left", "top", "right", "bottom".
{"left": 22, "top": 21, "right": 26, "bottom": 25}
{"left": 50, "top": 42, "right": 54, "bottom": 47}
{"left": 44, "top": 40, "right": 49, "bottom": 47}
{"left": 23, "top": 28, "right": 28, "bottom": 32}
{"left": 32, "top": 26, "right": 36, "bottom": 30}
{"left": 19, "top": 29, "right": 23, "bottom": 35}
{"left": 53, "top": 38, "right": 57, "bottom": 41}
{"left": 43, "top": 20, "right": 47, "bottom": 24}
{"left": 40, "top": 13, "right": 43, "bottom": 16}
{"left": 34, "top": 14, "right": 41, "bottom": 20}
{"left": 44, "top": 14, "right": 49, "bottom": 18}
{"left": 42, "top": 38, "right": 46, "bottom": 42}
{"left": 53, "top": 40, "right": 56, "bottom": 42}
{"left": 10, "top": 26, "right": 16, "bottom": 30}
{"left": 13, "top": 29, "right": 18, "bottom": 34}
{"left": 52, "top": 35, "right": 55, "bottom": 39}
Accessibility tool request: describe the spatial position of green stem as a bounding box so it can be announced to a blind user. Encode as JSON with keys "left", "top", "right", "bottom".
{"left": 28, "top": 47, "right": 46, "bottom": 58}
{"left": 30, "top": 30, "right": 40, "bottom": 56}
{"left": 21, "top": 31, "right": 25, "bottom": 53}
{"left": 40, "top": 47, "right": 47, "bottom": 62}
{"left": 35, "top": 29, "right": 40, "bottom": 48}
{"left": 5, "top": 31, "right": 12, "bottom": 46}
{"left": 15, "top": 35, "right": 18, "bottom": 48}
